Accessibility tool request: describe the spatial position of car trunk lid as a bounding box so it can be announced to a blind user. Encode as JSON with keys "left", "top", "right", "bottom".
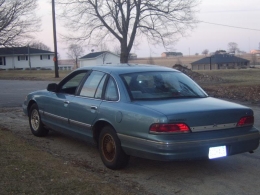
{"left": 134, "top": 97, "right": 253, "bottom": 132}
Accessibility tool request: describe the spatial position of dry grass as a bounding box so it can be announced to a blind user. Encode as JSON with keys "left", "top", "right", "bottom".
{"left": 0, "top": 128, "right": 129, "bottom": 195}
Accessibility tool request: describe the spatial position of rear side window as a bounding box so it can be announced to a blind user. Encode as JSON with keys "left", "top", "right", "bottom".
{"left": 80, "top": 71, "right": 106, "bottom": 98}
{"left": 104, "top": 77, "right": 119, "bottom": 101}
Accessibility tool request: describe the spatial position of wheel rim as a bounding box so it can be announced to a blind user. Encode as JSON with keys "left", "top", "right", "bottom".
{"left": 102, "top": 133, "right": 116, "bottom": 162}
{"left": 31, "top": 109, "right": 40, "bottom": 131}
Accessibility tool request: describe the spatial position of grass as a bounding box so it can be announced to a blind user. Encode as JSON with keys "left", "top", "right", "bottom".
{"left": 0, "top": 127, "right": 129, "bottom": 195}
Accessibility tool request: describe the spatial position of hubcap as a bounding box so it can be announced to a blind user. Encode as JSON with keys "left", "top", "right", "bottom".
{"left": 102, "top": 134, "right": 116, "bottom": 162}
{"left": 31, "top": 109, "right": 40, "bottom": 131}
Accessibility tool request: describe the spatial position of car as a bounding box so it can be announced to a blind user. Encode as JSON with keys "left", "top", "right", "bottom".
{"left": 23, "top": 64, "right": 260, "bottom": 169}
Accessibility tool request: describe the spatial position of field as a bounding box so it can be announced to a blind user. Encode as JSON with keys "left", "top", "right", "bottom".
{"left": 193, "top": 69, "right": 260, "bottom": 104}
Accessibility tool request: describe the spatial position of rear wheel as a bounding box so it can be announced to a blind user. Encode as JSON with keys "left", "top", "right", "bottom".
{"left": 29, "top": 104, "right": 49, "bottom": 137}
{"left": 99, "top": 126, "right": 129, "bottom": 170}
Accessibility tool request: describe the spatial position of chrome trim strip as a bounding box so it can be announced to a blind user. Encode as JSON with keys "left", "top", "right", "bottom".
{"left": 44, "top": 111, "right": 68, "bottom": 122}
{"left": 39, "top": 110, "right": 44, "bottom": 115}
{"left": 117, "top": 133, "right": 258, "bottom": 146}
{"left": 69, "top": 119, "right": 91, "bottom": 128}
{"left": 190, "top": 123, "right": 237, "bottom": 132}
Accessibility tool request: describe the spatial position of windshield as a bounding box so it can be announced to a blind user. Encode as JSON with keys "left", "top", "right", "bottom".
{"left": 120, "top": 71, "right": 208, "bottom": 100}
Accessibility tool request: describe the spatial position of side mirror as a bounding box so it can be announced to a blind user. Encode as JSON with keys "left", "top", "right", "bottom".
{"left": 47, "top": 83, "right": 58, "bottom": 92}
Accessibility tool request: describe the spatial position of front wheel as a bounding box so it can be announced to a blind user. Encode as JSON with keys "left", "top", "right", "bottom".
{"left": 99, "top": 126, "right": 129, "bottom": 170}
{"left": 29, "top": 104, "right": 49, "bottom": 137}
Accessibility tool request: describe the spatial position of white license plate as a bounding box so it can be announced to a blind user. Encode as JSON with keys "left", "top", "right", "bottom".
{"left": 208, "top": 146, "right": 227, "bottom": 159}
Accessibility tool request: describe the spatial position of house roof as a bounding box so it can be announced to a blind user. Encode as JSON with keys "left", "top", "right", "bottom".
{"left": 162, "top": 52, "right": 183, "bottom": 56}
{"left": 191, "top": 54, "right": 249, "bottom": 65}
{"left": 0, "top": 47, "right": 54, "bottom": 56}
{"left": 79, "top": 51, "right": 120, "bottom": 60}
{"left": 80, "top": 51, "right": 107, "bottom": 59}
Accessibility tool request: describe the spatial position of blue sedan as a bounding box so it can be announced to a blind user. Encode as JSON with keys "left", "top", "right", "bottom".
{"left": 23, "top": 64, "right": 260, "bottom": 169}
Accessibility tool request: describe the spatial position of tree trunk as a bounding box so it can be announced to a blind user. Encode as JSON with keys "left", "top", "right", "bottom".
{"left": 120, "top": 40, "right": 129, "bottom": 63}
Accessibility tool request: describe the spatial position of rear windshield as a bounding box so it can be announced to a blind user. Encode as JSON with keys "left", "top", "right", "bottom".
{"left": 120, "top": 71, "right": 207, "bottom": 100}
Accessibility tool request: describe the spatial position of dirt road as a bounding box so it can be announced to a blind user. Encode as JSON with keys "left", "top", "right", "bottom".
{"left": 1, "top": 106, "right": 260, "bottom": 195}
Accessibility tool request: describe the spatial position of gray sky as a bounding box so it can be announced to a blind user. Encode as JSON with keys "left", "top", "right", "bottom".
{"left": 36, "top": 0, "right": 260, "bottom": 59}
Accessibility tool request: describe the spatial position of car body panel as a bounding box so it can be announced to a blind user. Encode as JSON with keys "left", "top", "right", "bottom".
{"left": 23, "top": 64, "right": 260, "bottom": 162}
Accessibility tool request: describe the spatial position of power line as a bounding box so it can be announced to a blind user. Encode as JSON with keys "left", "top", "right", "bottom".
{"left": 200, "top": 21, "right": 260, "bottom": 31}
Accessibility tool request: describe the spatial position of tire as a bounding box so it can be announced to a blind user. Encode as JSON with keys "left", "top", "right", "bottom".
{"left": 99, "top": 126, "right": 129, "bottom": 170}
{"left": 29, "top": 104, "right": 49, "bottom": 137}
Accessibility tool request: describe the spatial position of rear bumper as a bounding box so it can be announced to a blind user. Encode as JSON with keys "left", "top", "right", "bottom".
{"left": 118, "top": 128, "right": 260, "bottom": 161}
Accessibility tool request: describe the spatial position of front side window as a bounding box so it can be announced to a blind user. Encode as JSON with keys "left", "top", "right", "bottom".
{"left": 121, "top": 71, "right": 207, "bottom": 100}
{"left": 60, "top": 72, "right": 87, "bottom": 94}
{"left": 80, "top": 71, "right": 106, "bottom": 98}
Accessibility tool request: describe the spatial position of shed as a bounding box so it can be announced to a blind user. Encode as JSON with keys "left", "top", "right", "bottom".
{"left": 79, "top": 51, "right": 120, "bottom": 67}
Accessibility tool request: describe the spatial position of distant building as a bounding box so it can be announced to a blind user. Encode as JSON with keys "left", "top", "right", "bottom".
{"left": 79, "top": 51, "right": 120, "bottom": 67}
{"left": 58, "top": 59, "right": 74, "bottom": 71}
{"left": 191, "top": 54, "right": 250, "bottom": 70}
{"left": 0, "top": 46, "right": 54, "bottom": 70}
{"left": 250, "top": 50, "right": 260, "bottom": 55}
{"left": 129, "top": 53, "right": 137, "bottom": 59}
{"left": 161, "top": 52, "right": 183, "bottom": 57}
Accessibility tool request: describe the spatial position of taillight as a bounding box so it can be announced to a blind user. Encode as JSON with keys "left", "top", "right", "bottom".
{"left": 149, "top": 123, "right": 190, "bottom": 134}
{"left": 237, "top": 116, "right": 254, "bottom": 127}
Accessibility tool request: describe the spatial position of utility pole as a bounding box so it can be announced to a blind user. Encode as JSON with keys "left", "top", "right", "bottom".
{"left": 52, "top": 0, "right": 59, "bottom": 78}
{"left": 28, "top": 45, "right": 31, "bottom": 70}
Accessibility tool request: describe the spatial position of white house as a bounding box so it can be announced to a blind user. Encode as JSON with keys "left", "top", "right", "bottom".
{"left": 0, "top": 47, "right": 55, "bottom": 70}
{"left": 79, "top": 51, "right": 120, "bottom": 67}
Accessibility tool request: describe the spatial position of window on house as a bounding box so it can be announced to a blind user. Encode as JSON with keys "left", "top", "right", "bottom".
{"left": 0, "top": 57, "right": 6, "bottom": 65}
{"left": 40, "top": 55, "right": 50, "bottom": 60}
{"left": 18, "top": 56, "right": 28, "bottom": 61}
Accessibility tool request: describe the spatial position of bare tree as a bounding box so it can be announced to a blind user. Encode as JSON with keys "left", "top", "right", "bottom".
{"left": 228, "top": 42, "right": 239, "bottom": 53}
{"left": 58, "top": 0, "right": 199, "bottom": 63}
{"left": 113, "top": 45, "right": 121, "bottom": 55}
{"left": 147, "top": 56, "right": 155, "bottom": 65}
{"left": 98, "top": 42, "right": 109, "bottom": 52}
{"left": 0, "top": 0, "right": 41, "bottom": 47}
{"left": 29, "top": 41, "right": 51, "bottom": 51}
{"left": 202, "top": 49, "right": 209, "bottom": 55}
{"left": 67, "top": 44, "right": 84, "bottom": 68}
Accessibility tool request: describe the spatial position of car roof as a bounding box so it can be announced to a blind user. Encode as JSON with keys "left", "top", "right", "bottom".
{"left": 77, "top": 64, "right": 179, "bottom": 74}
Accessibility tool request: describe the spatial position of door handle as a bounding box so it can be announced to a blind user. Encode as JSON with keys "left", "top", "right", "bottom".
{"left": 91, "top": 106, "right": 98, "bottom": 110}
{"left": 64, "top": 101, "right": 70, "bottom": 104}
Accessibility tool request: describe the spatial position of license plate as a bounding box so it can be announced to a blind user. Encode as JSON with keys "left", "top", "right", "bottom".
{"left": 208, "top": 146, "right": 227, "bottom": 159}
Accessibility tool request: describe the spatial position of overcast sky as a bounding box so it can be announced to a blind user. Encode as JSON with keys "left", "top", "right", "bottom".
{"left": 36, "top": 0, "right": 260, "bottom": 59}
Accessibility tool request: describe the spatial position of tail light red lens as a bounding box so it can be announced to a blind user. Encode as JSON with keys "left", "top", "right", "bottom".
{"left": 237, "top": 116, "right": 254, "bottom": 127}
{"left": 149, "top": 123, "right": 190, "bottom": 134}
